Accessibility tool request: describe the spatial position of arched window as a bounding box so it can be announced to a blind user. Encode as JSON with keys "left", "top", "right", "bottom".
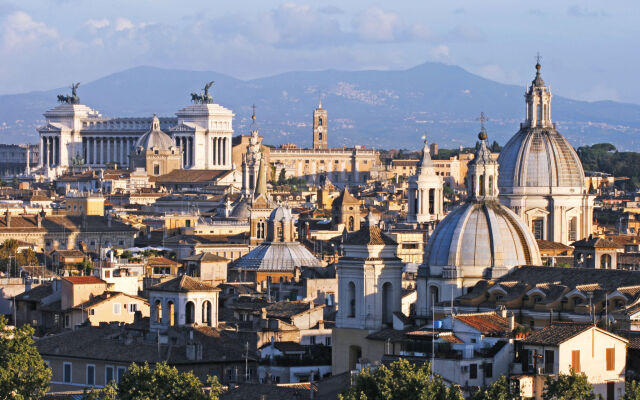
{"left": 185, "top": 301, "right": 195, "bottom": 324}
{"left": 382, "top": 282, "right": 393, "bottom": 325}
{"left": 488, "top": 176, "right": 494, "bottom": 196}
{"left": 277, "top": 226, "right": 284, "bottom": 241}
{"left": 154, "top": 300, "right": 162, "bottom": 323}
{"left": 479, "top": 174, "right": 485, "bottom": 196}
{"left": 348, "top": 282, "right": 356, "bottom": 318}
{"left": 318, "top": 117, "right": 323, "bottom": 126}
{"left": 318, "top": 132, "right": 323, "bottom": 141}
{"left": 167, "top": 301, "right": 175, "bottom": 326}
{"left": 348, "top": 216, "right": 355, "bottom": 231}
{"left": 601, "top": 254, "right": 612, "bottom": 269}
{"left": 202, "top": 301, "right": 212, "bottom": 326}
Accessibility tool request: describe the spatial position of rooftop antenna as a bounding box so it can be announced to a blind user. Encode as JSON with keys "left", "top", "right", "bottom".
{"left": 251, "top": 104, "right": 256, "bottom": 120}
{"left": 536, "top": 52, "right": 542, "bottom": 66}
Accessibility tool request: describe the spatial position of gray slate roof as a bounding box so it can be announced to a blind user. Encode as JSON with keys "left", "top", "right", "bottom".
{"left": 233, "top": 242, "right": 321, "bottom": 272}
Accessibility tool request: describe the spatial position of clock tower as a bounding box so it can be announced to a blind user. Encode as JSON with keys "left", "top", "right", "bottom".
{"left": 312, "top": 100, "right": 327, "bottom": 150}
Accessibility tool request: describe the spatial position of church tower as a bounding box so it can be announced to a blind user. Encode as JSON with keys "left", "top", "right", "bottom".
{"left": 407, "top": 137, "right": 444, "bottom": 224}
{"left": 333, "top": 211, "right": 403, "bottom": 374}
{"left": 312, "top": 100, "right": 327, "bottom": 150}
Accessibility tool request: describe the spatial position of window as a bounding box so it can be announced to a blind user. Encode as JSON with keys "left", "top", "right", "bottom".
{"left": 533, "top": 218, "right": 544, "bottom": 240}
{"left": 310, "top": 336, "right": 316, "bottom": 345}
{"left": 325, "top": 337, "right": 332, "bottom": 346}
{"left": 89, "top": 309, "right": 95, "bottom": 315}
{"left": 601, "top": 254, "right": 612, "bottom": 269}
{"left": 153, "top": 164, "right": 160, "bottom": 175}
{"left": 86, "top": 364, "right": 95, "bottom": 386}
{"left": 113, "top": 303, "right": 121, "bottom": 314}
{"left": 129, "top": 303, "right": 138, "bottom": 313}
{"left": 484, "top": 363, "right": 493, "bottom": 378}
{"left": 569, "top": 217, "right": 577, "bottom": 242}
{"left": 117, "top": 367, "right": 127, "bottom": 383}
{"left": 469, "top": 363, "right": 478, "bottom": 379}
{"left": 185, "top": 301, "right": 195, "bottom": 324}
{"left": 571, "top": 350, "right": 581, "bottom": 372}
{"left": 545, "top": 350, "right": 555, "bottom": 374}
{"left": 63, "top": 362, "right": 72, "bottom": 383}
{"left": 348, "top": 282, "right": 356, "bottom": 318}
{"left": 105, "top": 366, "right": 114, "bottom": 384}
{"left": 606, "top": 348, "right": 615, "bottom": 371}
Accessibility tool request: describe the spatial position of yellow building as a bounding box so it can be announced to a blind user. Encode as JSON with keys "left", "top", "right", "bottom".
{"left": 65, "top": 193, "right": 105, "bottom": 216}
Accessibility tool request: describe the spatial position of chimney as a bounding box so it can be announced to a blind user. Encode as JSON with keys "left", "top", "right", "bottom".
{"left": 508, "top": 312, "right": 515, "bottom": 332}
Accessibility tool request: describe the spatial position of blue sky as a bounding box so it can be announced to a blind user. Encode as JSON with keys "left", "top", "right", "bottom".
{"left": 0, "top": 0, "right": 638, "bottom": 104}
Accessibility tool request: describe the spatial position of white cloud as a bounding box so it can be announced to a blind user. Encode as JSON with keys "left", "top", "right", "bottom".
{"left": 84, "top": 18, "right": 110, "bottom": 31}
{"left": 429, "top": 45, "right": 450, "bottom": 61}
{"left": 1, "top": 11, "right": 59, "bottom": 51}
{"left": 353, "top": 7, "right": 403, "bottom": 42}
{"left": 113, "top": 17, "right": 135, "bottom": 32}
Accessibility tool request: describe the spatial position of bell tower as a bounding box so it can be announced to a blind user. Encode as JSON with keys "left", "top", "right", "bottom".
{"left": 312, "top": 100, "right": 327, "bottom": 150}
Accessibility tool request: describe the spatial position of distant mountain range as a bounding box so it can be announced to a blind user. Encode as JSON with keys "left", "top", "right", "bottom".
{"left": 2, "top": 63, "right": 640, "bottom": 150}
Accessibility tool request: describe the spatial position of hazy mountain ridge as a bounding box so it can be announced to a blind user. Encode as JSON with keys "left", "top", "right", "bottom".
{"left": 1, "top": 63, "right": 640, "bottom": 150}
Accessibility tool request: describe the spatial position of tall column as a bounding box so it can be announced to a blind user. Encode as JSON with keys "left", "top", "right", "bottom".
{"left": 82, "top": 138, "right": 87, "bottom": 163}
{"left": 212, "top": 137, "right": 217, "bottom": 166}
{"left": 217, "top": 138, "right": 222, "bottom": 166}
{"left": 100, "top": 138, "right": 104, "bottom": 165}
{"left": 92, "top": 138, "right": 97, "bottom": 165}
{"left": 53, "top": 137, "right": 59, "bottom": 166}
{"left": 189, "top": 137, "right": 193, "bottom": 168}
{"left": 39, "top": 137, "right": 44, "bottom": 169}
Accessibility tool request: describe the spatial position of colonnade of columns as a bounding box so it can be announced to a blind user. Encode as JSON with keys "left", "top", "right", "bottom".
{"left": 176, "top": 136, "right": 194, "bottom": 168}
{"left": 211, "top": 136, "right": 229, "bottom": 167}
{"left": 82, "top": 137, "right": 136, "bottom": 166}
{"left": 40, "top": 136, "right": 60, "bottom": 168}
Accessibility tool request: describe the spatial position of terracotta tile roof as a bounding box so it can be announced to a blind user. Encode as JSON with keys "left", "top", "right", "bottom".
{"left": 536, "top": 239, "right": 573, "bottom": 251}
{"left": 150, "top": 275, "right": 220, "bottom": 292}
{"left": 265, "top": 301, "right": 314, "bottom": 320}
{"left": 147, "top": 256, "right": 181, "bottom": 266}
{"left": 14, "top": 282, "right": 54, "bottom": 302}
{"left": 572, "top": 236, "right": 623, "bottom": 249}
{"left": 36, "top": 325, "right": 252, "bottom": 364}
{"left": 333, "top": 188, "right": 360, "bottom": 206}
{"left": 63, "top": 276, "right": 105, "bottom": 285}
{"left": 500, "top": 266, "right": 640, "bottom": 292}
{"left": 153, "top": 169, "right": 230, "bottom": 183}
{"left": 74, "top": 292, "right": 148, "bottom": 310}
{"left": 0, "top": 215, "right": 137, "bottom": 233}
{"left": 183, "top": 252, "right": 229, "bottom": 262}
{"left": 523, "top": 322, "right": 594, "bottom": 346}
{"left": 344, "top": 224, "right": 396, "bottom": 246}
{"left": 454, "top": 313, "right": 511, "bottom": 335}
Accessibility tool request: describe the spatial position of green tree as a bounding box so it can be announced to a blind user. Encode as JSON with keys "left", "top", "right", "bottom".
{"left": 339, "top": 359, "right": 463, "bottom": 400}
{"left": 542, "top": 369, "right": 596, "bottom": 400}
{"left": 470, "top": 375, "right": 520, "bottom": 400}
{"left": 278, "top": 168, "right": 287, "bottom": 185}
{"left": 0, "top": 315, "right": 51, "bottom": 400}
{"left": 624, "top": 380, "right": 640, "bottom": 400}
{"left": 16, "top": 249, "right": 38, "bottom": 267}
{"left": 84, "top": 362, "right": 222, "bottom": 400}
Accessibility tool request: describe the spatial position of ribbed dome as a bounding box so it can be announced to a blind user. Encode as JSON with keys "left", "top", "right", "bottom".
{"left": 425, "top": 201, "right": 541, "bottom": 270}
{"left": 234, "top": 242, "right": 322, "bottom": 271}
{"left": 136, "top": 115, "right": 175, "bottom": 151}
{"left": 269, "top": 206, "right": 293, "bottom": 222}
{"left": 498, "top": 128, "right": 585, "bottom": 190}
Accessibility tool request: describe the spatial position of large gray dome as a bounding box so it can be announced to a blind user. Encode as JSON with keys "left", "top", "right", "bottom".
{"left": 230, "top": 199, "right": 251, "bottom": 219}
{"left": 136, "top": 115, "right": 175, "bottom": 151}
{"left": 234, "top": 242, "right": 322, "bottom": 271}
{"left": 498, "top": 128, "right": 585, "bottom": 191}
{"left": 425, "top": 201, "right": 541, "bottom": 270}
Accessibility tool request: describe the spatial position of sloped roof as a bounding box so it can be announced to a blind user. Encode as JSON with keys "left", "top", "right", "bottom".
{"left": 265, "top": 301, "right": 314, "bottom": 320}
{"left": 233, "top": 242, "right": 322, "bottom": 271}
{"left": 522, "top": 322, "right": 594, "bottom": 346}
{"left": 183, "top": 252, "right": 228, "bottom": 262}
{"left": 455, "top": 313, "right": 511, "bottom": 335}
{"left": 572, "top": 236, "right": 623, "bottom": 249}
{"left": 153, "top": 169, "right": 231, "bottom": 184}
{"left": 343, "top": 224, "right": 396, "bottom": 246}
{"left": 150, "top": 275, "right": 220, "bottom": 292}
{"left": 63, "top": 276, "right": 105, "bottom": 285}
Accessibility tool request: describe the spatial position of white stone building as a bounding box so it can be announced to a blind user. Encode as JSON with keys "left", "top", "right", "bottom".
{"left": 37, "top": 91, "right": 234, "bottom": 179}
{"left": 498, "top": 62, "right": 594, "bottom": 245}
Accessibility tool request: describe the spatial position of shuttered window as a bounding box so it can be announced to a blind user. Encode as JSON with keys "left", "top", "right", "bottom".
{"left": 606, "top": 348, "right": 615, "bottom": 371}
{"left": 571, "top": 350, "right": 581, "bottom": 373}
